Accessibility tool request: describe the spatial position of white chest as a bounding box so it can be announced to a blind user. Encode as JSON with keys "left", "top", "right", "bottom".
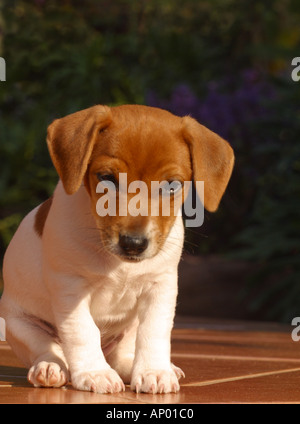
{"left": 89, "top": 268, "right": 156, "bottom": 328}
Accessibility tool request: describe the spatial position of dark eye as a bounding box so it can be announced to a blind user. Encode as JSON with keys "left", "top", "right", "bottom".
{"left": 96, "top": 173, "right": 118, "bottom": 189}
{"left": 160, "top": 180, "right": 182, "bottom": 196}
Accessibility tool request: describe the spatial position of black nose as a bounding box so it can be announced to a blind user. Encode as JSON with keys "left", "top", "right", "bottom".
{"left": 119, "top": 234, "right": 149, "bottom": 256}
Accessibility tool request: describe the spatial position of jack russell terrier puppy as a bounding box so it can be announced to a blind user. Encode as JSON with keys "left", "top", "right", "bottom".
{"left": 0, "top": 105, "right": 234, "bottom": 394}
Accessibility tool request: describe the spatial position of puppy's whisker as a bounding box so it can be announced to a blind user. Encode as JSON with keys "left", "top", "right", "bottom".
{"left": 183, "top": 239, "right": 201, "bottom": 249}
{"left": 185, "top": 227, "right": 208, "bottom": 238}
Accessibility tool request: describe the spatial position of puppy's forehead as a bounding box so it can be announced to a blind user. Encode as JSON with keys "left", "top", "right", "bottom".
{"left": 93, "top": 105, "right": 191, "bottom": 177}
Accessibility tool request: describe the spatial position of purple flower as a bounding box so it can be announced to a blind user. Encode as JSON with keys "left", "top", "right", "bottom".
{"left": 146, "top": 70, "right": 276, "bottom": 144}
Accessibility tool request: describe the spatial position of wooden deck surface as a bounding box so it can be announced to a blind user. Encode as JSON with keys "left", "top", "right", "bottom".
{"left": 1, "top": 318, "right": 300, "bottom": 404}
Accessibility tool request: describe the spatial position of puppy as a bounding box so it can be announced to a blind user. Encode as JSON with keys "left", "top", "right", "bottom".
{"left": 0, "top": 105, "right": 234, "bottom": 393}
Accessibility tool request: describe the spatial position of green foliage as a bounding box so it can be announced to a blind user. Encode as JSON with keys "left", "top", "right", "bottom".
{"left": 231, "top": 80, "right": 300, "bottom": 321}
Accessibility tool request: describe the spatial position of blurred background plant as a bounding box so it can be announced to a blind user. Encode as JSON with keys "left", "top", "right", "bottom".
{"left": 0, "top": 0, "right": 299, "bottom": 321}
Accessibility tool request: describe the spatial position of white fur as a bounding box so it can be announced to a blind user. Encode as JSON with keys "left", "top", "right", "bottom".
{"left": 0, "top": 181, "right": 185, "bottom": 393}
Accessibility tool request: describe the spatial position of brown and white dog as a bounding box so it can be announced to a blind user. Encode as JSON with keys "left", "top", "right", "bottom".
{"left": 0, "top": 105, "right": 234, "bottom": 393}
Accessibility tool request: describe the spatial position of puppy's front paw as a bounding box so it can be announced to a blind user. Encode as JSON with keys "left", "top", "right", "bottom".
{"left": 71, "top": 368, "right": 125, "bottom": 393}
{"left": 131, "top": 367, "right": 183, "bottom": 394}
{"left": 28, "top": 361, "right": 68, "bottom": 388}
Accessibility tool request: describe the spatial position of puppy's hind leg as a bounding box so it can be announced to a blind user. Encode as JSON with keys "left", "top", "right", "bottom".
{"left": 106, "top": 321, "right": 138, "bottom": 384}
{"left": 5, "top": 314, "right": 69, "bottom": 388}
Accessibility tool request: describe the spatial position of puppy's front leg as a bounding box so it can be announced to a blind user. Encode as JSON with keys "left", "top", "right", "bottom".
{"left": 53, "top": 287, "right": 125, "bottom": 394}
{"left": 131, "top": 274, "right": 184, "bottom": 394}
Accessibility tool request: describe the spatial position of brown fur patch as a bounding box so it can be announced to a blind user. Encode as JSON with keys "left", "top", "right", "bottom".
{"left": 34, "top": 196, "right": 53, "bottom": 237}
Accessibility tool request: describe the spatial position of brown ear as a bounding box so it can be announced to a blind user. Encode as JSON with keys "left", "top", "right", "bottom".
{"left": 46, "top": 105, "right": 112, "bottom": 194}
{"left": 182, "top": 116, "right": 234, "bottom": 212}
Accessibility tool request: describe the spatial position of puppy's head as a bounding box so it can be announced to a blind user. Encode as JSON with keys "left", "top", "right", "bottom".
{"left": 47, "top": 105, "right": 234, "bottom": 262}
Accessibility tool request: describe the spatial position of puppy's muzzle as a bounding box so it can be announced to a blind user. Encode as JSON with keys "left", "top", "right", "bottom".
{"left": 119, "top": 233, "right": 149, "bottom": 257}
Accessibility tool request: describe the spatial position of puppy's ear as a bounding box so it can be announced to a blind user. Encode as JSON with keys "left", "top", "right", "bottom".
{"left": 182, "top": 116, "right": 234, "bottom": 212}
{"left": 47, "top": 105, "right": 112, "bottom": 194}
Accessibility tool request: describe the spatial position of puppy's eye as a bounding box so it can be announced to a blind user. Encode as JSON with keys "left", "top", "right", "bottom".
{"left": 160, "top": 180, "right": 182, "bottom": 196}
{"left": 96, "top": 174, "right": 118, "bottom": 190}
